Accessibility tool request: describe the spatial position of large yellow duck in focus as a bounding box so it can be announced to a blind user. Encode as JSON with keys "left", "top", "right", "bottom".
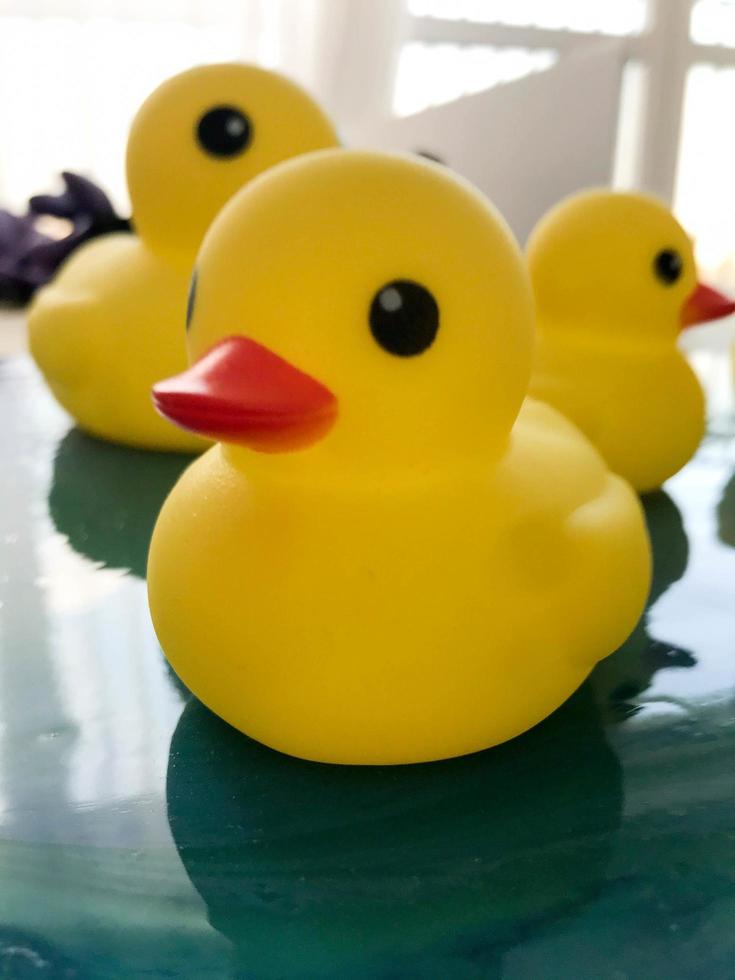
{"left": 528, "top": 190, "right": 735, "bottom": 493}
{"left": 28, "top": 64, "right": 337, "bottom": 451}
{"left": 148, "top": 150, "right": 651, "bottom": 765}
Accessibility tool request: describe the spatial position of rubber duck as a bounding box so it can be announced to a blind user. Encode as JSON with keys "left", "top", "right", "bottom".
{"left": 528, "top": 189, "right": 735, "bottom": 493}
{"left": 28, "top": 63, "right": 338, "bottom": 451}
{"left": 148, "top": 150, "right": 651, "bottom": 765}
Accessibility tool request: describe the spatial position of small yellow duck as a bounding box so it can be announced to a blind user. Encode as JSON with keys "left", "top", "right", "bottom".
{"left": 528, "top": 189, "right": 735, "bottom": 493}
{"left": 29, "top": 63, "right": 338, "bottom": 451}
{"left": 148, "top": 150, "right": 650, "bottom": 765}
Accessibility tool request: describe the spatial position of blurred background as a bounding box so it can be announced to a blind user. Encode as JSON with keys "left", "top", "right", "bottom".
{"left": 2, "top": 9, "right": 735, "bottom": 973}
{"left": 2, "top": 0, "right": 735, "bottom": 278}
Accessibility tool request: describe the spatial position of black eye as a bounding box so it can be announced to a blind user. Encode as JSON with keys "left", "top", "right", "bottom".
{"left": 369, "top": 279, "right": 439, "bottom": 357}
{"left": 653, "top": 249, "right": 683, "bottom": 285}
{"left": 416, "top": 149, "right": 446, "bottom": 165}
{"left": 196, "top": 105, "right": 252, "bottom": 158}
{"left": 186, "top": 270, "right": 197, "bottom": 330}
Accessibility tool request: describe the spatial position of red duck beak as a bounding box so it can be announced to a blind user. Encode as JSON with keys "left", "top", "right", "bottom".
{"left": 152, "top": 336, "right": 338, "bottom": 452}
{"left": 681, "top": 282, "right": 735, "bottom": 329}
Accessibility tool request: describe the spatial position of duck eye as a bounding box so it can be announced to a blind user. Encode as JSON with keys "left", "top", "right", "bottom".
{"left": 369, "top": 279, "right": 439, "bottom": 357}
{"left": 196, "top": 106, "right": 252, "bottom": 158}
{"left": 186, "top": 270, "right": 197, "bottom": 330}
{"left": 653, "top": 248, "right": 683, "bottom": 285}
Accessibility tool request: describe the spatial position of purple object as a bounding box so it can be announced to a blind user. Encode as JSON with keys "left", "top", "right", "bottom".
{"left": 0, "top": 172, "right": 130, "bottom": 305}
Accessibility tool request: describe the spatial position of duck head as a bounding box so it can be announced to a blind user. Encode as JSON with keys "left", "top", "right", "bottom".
{"left": 153, "top": 149, "right": 534, "bottom": 472}
{"left": 127, "top": 63, "right": 338, "bottom": 262}
{"left": 527, "top": 189, "right": 735, "bottom": 340}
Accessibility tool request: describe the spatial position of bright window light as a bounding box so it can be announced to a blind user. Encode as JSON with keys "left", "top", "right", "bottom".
{"left": 393, "top": 42, "right": 556, "bottom": 116}
{"left": 691, "top": 0, "right": 735, "bottom": 46}
{"left": 407, "top": 0, "right": 647, "bottom": 36}
{"left": 675, "top": 63, "right": 735, "bottom": 276}
{"left": 0, "top": 2, "right": 271, "bottom": 212}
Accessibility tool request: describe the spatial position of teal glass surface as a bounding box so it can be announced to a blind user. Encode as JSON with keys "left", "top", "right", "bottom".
{"left": 50, "top": 428, "right": 192, "bottom": 579}
{"left": 1, "top": 351, "right": 734, "bottom": 978}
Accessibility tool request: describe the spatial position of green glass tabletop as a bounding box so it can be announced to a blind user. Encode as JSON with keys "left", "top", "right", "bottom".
{"left": 1, "top": 346, "right": 734, "bottom": 979}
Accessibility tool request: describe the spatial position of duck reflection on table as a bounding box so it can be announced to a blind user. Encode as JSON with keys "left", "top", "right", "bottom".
{"left": 166, "top": 684, "right": 622, "bottom": 979}
{"left": 592, "top": 489, "right": 695, "bottom": 721}
{"left": 49, "top": 427, "right": 192, "bottom": 578}
{"left": 717, "top": 469, "right": 735, "bottom": 548}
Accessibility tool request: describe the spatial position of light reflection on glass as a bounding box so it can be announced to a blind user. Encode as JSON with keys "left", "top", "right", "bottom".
{"left": 0, "top": 360, "right": 185, "bottom": 848}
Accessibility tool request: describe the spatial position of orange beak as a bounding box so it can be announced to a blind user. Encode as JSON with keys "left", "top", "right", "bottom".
{"left": 152, "top": 336, "right": 338, "bottom": 452}
{"left": 680, "top": 282, "right": 735, "bottom": 329}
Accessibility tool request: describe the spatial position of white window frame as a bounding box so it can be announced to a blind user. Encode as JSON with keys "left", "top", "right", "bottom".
{"left": 404, "top": 0, "right": 735, "bottom": 203}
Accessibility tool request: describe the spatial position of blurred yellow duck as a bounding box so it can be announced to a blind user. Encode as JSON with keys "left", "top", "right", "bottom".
{"left": 29, "top": 63, "right": 337, "bottom": 451}
{"left": 147, "top": 150, "right": 650, "bottom": 765}
{"left": 528, "top": 190, "right": 735, "bottom": 493}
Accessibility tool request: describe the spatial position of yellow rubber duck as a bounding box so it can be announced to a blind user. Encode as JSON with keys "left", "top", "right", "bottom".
{"left": 528, "top": 189, "right": 735, "bottom": 493}
{"left": 147, "top": 150, "right": 651, "bottom": 765}
{"left": 28, "top": 63, "right": 338, "bottom": 451}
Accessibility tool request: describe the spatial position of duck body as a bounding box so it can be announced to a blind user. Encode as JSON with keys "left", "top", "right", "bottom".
{"left": 531, "top": 326, "right": 705, "bottom": 494}
{"left": 527, "top": 189, "right": 735, "bottom": 493}
{"left": 148, "top": 150, "right": 650, "bottom": 765}
{"left": 29, "top": 232, "right": 206, "bottom": 451}
{"left": 149, "top": 397, "right": 649, "bottom": 765}
{"left": 28, "top": 63, "right": 338, "bottom": 450}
